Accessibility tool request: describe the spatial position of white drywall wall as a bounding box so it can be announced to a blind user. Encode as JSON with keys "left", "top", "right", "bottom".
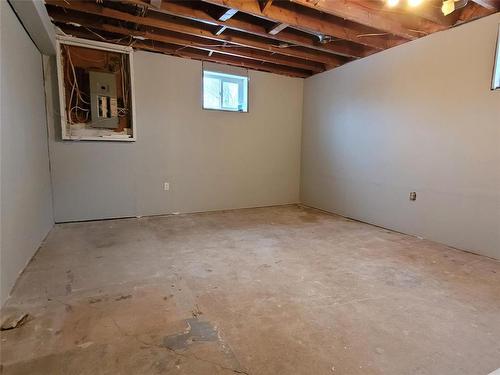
{"left": 46, "top": 52, "right": 303, "bottom": 221}
{"left": 301, "top": 14, "right": 500, "bottom": 259}
{"left": 1, "top": 1, "right": 54, "bottom": 305}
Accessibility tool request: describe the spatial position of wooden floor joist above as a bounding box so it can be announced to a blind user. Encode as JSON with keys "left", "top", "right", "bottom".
{"left": 45, "top": 0, "right": 499, "bottom": 78}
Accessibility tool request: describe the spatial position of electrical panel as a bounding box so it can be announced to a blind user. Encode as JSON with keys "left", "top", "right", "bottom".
{"left": 89, "top": 71, "right": 119, "bottom": 129}
{"left": 56, "top": 36, "right": 136, "bottom": 141}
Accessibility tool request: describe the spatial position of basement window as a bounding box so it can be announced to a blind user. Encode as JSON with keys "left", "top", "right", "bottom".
{"left": 493, "top": 25, "right": 500, "bottom": 90}
{"left": 203, "top": 70, "right": 248, "bottom": 112}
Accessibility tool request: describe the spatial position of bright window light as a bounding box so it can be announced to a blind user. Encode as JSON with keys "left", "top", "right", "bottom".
{"left": 493, "top": 25, "right": 500, "bottom": 90}
{"left": 203, "top": 71, "right": 248, "bottom": 112}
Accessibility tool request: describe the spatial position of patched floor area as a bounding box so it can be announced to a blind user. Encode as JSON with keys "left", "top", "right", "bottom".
{"left": 1, "top": 205, "right": 499, "bottom": 374}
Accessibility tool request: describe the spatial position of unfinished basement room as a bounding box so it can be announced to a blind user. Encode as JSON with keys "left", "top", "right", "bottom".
{"left": 1, "top": 0, "right": 499, "bottom": 374}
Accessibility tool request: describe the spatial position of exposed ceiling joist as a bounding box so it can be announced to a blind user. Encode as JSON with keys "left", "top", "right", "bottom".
{"left": 397, "top": 2, "right": 458, "bottom": 26}
{"left": 289, "top": 0, "right": 442, "bottom": 39}
{"left": 470, "top": 0, "right": 500, "bottom": 9}
{"left": 199, "top": 0, "right": 404, "bottom": 50}
{"left": 55, "top": 18, "right": 324, "bottom": 73}
{"left": 259, "top": 0, "right": 274, "bottom": 12}
{"left": 121, "top": 0, "right": 372, "bottom": 59}
{"left": 457, "top": 1, "right": 497, "bottom": 22}
{"left": 44, "top": 0, "right": 497, "bottom": 78}
{"left": 45, "top": 1, "right": 346, "bottom": 66}
{"left": 59, "top": 24, "right": 312, "bottom": 78}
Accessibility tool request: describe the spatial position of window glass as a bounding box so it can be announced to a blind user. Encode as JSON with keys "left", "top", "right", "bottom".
{"left": 203, "top": 70, "right": 248, "bottom": 112}
{"left": 203, "top": 76, "right": 221, "bottom": 110}
{"left": 222, "top": 81, "right": 239, "bottom": 110}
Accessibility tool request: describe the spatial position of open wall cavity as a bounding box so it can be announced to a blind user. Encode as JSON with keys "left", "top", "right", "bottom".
{"left": 56, "top": 37, "right": 136, "bottom": 141}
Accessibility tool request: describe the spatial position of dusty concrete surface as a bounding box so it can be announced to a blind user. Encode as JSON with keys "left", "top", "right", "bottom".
{"left": 1, "top": 205, "right": 499, "bottom": 374}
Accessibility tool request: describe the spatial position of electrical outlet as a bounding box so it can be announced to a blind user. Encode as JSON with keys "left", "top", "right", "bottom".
{"left": 163, "top": 182, "right": 170, "bottom": 191}
{"left": 409, "top": 192, "right": 417, "bottom": 201}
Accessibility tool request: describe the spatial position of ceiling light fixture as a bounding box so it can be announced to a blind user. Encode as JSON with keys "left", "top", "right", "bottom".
{"left": 441, "top": 0, "right": 455, "bottom": 15}
{"left": 387, "top": 0, "right": 399, "bottom": 7}
{"left": 441, "top": 0, "right": 469, "bottom": 15}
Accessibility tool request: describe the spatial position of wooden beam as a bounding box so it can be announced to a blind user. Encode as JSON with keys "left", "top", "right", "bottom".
{"left": 395, "top": 3, "right": 457, "bottom": 26}
{"left": 218, "top": 7, "right": 238, "bottom": 21}
{"left": 353, "top": 1, "right": 457, "bottom": 27}
{"left": 49, "top": 10, "right": 326, "bottom": 72}
{"left": 259, "top": 0, "right": 274, "bottom": 12}
{"left": 200, "top": 0, "right": 405, "bottom": 50}
{"left": 267, "top": 22, "right": 288, "bottom": 35}
{"left": 289, "top": 0, "right": 446, "bottom": 39}
{"left": 470, "top": 0, "right": 500, "bottom": 10}
{"left": 58, "top": 25, "right": 312, "bottom": 78}
{"left": 457, "top": 1, "right": 497, "bottom": 22}
{"left": 122, "top": 0, "right": 373, "bottom": 59}
{"left": 46, "top": 0, "right": 346, "bottom": 66}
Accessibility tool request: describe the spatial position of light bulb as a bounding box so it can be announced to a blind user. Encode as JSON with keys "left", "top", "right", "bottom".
{"left": 387, "top": 0, "right": 399, "bottom": 7}
{"left": 408, "top": 0, "right": 423, "bottom": 6}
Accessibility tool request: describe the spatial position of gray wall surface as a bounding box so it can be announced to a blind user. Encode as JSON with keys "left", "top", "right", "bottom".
{"left": 46, "top": 52, "right": 303, "bottom": 222}
{"left": 301, "top": 14, "right": 500, "bottom": 260}
{"left": 1, "top": 1, "right": 54, "bottom": 304}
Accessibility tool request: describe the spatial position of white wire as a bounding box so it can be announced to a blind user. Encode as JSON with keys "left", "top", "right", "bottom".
{"left": 64, "top": 41, "right": 131, "bottom": 127}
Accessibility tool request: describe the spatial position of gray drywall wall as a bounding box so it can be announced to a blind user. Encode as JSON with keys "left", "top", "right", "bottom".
{"left": 301, "top": 14, "right": 500, "bottom": 260}
{"left": 1, "top": 1, "right": 54, "bottom": 305}
{"left": 46, "top": 52, "right": 303, "bottom": 222}
{"left": 8, "top": 0, "right": 56, "bottom": 55}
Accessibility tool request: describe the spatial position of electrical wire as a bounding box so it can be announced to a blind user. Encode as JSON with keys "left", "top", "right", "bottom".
{"left": 62, "top": 37, "right": 132, "bottom": 131}
{"left": 356, "top": 33, "right": 390, "bottom": 37}
{"left": 64, "top": 45, "right": 91, "bottom": 125}
{"left": 84, "top": 27, "right": 129, "bottom": 43}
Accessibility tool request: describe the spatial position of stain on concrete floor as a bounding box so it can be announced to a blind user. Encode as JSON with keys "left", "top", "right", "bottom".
{"left": 1, "top": 205, "right": 499, "bottom": 374}
{"left": 163, "top": 318, "right": 218, "bottom": 350}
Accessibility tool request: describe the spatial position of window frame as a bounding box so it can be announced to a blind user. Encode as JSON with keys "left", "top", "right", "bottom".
{"left": 202, "top": 70, "right": 249, "bottom": 113}
{"left": 492, "top": 24, "right": 500, "bottom": 91}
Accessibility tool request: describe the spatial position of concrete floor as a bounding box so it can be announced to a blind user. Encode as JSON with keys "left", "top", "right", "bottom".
{"left": 1, "top": 205, "right": 499, "bottom": 375}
